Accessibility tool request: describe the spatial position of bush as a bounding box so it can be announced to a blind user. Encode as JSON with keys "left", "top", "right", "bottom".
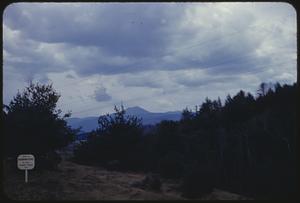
{"left": 181, "top": 163, "right": 216, "bottom": 199}
{"left": 4, "top": 83, "right": 76, "bottom": 160}
{"left": 73, "top": 105, "right": 144, "bottom": 171}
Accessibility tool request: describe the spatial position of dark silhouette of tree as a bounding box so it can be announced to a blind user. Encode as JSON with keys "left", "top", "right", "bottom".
{"left": 155, "top": 120, "right": 184, "bottom": 157}
{"left": 4, "top": 82, "right": 77, "bottom": 169}
{"left": 181, "top": 107, "right": 194, "bottom": 121}
{"left": 257, "top": 82, "right": 268, "bottom": 97}
{"left": 74, "top": 105, "right": 144, "bottom": 170}
{"left": 180, "top": 107, "right": 197, "bottom": 135}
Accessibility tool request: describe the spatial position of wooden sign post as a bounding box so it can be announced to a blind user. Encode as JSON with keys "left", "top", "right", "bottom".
{"left": 17, "top": 154, "right": 35, "bottom": 183}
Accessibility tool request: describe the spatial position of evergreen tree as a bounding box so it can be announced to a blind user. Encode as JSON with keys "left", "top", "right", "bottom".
{"left": 4, "top": 82, "right": 77, "bottom": 169}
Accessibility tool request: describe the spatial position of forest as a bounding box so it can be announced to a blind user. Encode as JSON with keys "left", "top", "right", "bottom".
{"left": 3, "top": 81, "right": 297, "bottom": 199}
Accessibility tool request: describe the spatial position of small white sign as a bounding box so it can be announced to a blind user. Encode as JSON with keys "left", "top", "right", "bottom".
{"left": 17, "top": 154, "right": 35, "bottom": 170}
{"left": 17, "top": 154, "right": 35, "bottom": 183}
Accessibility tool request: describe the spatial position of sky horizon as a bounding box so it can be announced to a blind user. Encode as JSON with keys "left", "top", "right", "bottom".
{"left": 3, "top": 2, "right": 297, "bottom": 118}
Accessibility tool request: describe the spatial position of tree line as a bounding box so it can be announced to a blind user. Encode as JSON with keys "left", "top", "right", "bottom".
{"left": 3, "top": 81, "right": 297, "bottom": 199}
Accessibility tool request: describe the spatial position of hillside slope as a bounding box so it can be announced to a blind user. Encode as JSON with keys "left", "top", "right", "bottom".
{"left": 3, "top": 160, "right": 182, "bottom": 200}
{"left": 3, "top": 159, "right": 251, "bottom": 200}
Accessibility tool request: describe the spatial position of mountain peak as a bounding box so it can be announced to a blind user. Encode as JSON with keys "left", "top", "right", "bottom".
{"left": 126, "top": 106, "right": 149, "bottom": 114}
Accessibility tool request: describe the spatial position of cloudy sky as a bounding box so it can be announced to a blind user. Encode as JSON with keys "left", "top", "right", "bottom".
{"left": 3, "top": 2, "right": 296, "bottom": 117}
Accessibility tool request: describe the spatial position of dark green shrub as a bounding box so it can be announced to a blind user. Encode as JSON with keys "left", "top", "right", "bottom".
{"left": 73, "top": 105, "right": 144, "bottom": 171}
{"left": 4, "top": 83, "right": 76, "bottom": 160}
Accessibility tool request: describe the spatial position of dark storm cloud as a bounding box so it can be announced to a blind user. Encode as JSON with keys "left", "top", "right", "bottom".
{"left": 4, "top": 4, "right": 255, "bottom": 74}
{"left": 3, "top": 3, "right": 296, "bottom": 115}
{"left": 175, "top": 74, "right": 239, "bottom": 87}
{"left": 4, "top": 3, "right": 296, "bottom": 80}
{"left": 93, "top": 86, "right": 112, "bottom": 102}
{"left": 4, "top": 3, "right": 185, "bottom": 77}
{"left": 4, "top": 3, "right": 182, "bottom": 58}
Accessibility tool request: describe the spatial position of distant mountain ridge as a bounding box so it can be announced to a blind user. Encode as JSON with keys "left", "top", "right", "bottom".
{"left": 126, "top": 106, "right": 149, "bottom": 115}
{"left": 67, "top": 106, "right": 181, "bottom": 132}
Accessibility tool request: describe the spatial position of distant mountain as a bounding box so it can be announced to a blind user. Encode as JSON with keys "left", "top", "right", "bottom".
{"left": 125, "top": 106, "right": 181, "bottom": 126}
{"left": 126, "top": 106, "right": 149, "bottom": 115}
{"left": 67, "top": 106, "right": 181, "bottom": 132}
{"left": 67, "top": 117, "right": 98, "bottom": 132}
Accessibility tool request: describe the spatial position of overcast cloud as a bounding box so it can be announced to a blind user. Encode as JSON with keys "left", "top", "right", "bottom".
{"left": 93, "top": 86, "right": 112, "bottom": 102}
{"left": 3, "top": 2, "right": 296, "bottom": 117}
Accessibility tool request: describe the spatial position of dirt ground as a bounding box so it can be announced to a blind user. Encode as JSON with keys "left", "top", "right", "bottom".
{"left": 3, "top": 158, "right": 251, "bottom": 200}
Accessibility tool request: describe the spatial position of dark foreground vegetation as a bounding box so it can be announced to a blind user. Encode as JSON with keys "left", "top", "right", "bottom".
{"left": 3, "top": 81, "right": 297, "bottom": 200}
{"left": 73, "top": 82, "right": 297, "bottom": 199}
{"left": 3, "top": 83, "right": 78, "bottom": 170}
